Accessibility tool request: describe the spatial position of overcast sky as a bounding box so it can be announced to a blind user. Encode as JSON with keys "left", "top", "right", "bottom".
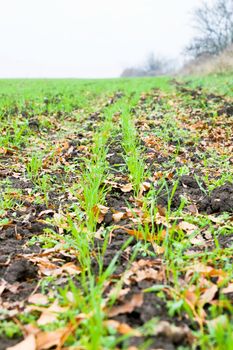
{"left": 0, "top": 0, "right": 206, "bottom": 78}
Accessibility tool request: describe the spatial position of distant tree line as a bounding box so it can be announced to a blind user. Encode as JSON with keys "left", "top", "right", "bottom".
{"left": 121, "top": 0, "right": 233, "bottom": 77}
{"left": 186, "top": 0, "right": 233, "bottom": 58}
{"left": 121, "top": 53, "right": 176, "bottom": 77}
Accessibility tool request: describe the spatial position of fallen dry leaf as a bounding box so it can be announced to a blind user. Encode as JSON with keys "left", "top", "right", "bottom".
{"left": 121, "top": 183, "right": 133, "bottom": 193}
{"left": 107, "top": 293, "right": 144, "bottom": 317}
{"left": 27, "top": 300, "right": 68, "bottom": 326}
{"left": 36, "top": 329, "right": 68, "bottom": 350}
{"left": 187, "top": 204, "right": 198, "bottom": 214}
{"left": 93, "top": 204, "right": 109, "bottom": 223}
{"left": 151, "top": 242, "right": 165, "bottom": 255}
{"left": 0, "top": 147, "right": 14, "bottom": 155}
{"left": 189, "top": 234, "right": 205, "bottom": 245}
{"left": 207, "top": 315, "right": 228, "bottom": 329}
{"left": 154, "top": 321, "right": 192, "bottom": 344}
{"left": 36, "top": 317, "right": 86, "bottom": 350}
{"left": 122, "top": 259, "right": 164, "bottom": 286}
{"left": 184, "top": 289, "right": 199, "bottom": 306}
{"left": 185, "top": 264, "right": 227, "bottom": 284}
{"left": 222, "top": 283, "right": 233, "bottom": 294}
{"left": 208, "top": 215, "right": 224, "bottom": 224}
{"left": 112, "top": 211, "right": 126, "bottom": 222}
{"left": 61, "top": 262, "right": 82, "bottom": 275}
{"left": 53, "top": 213, "right": 70, "bottom": 233}
{"left": 7, "top": 334, "right": 36, "bottom": 350}
{"left": 200, "top": 284, "right": 218, "bottom": 305}
{"left": 157, "top": 205, "right": 166, "bottom": 217}
{"left": 28, "top": 294, "right": 49, "bottom": 306}
{"left": 28, "top": 256, "right": 81, "bottom": 277}
{"left": 37, "top": 209, "right": 55, "bottom": 219}
{"left": 118, "top": 226, "right": 163, "bottom": 242}
{"left": 104, "top": 320, "right": 141, "bottom": 336}
{"left": 108, "top": 287, "right": 131, "bottom": 300}
{"left": 178, "top": 221, "right": 198, "bottom": 235}
{"left": 138, "top": 181, "right": 151, "bottom": 196}
{"left": 0, "top": 280, "right": 8, "bottom": 296}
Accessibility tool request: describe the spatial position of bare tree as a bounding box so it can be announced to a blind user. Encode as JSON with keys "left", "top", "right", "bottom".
{"left": 187, "top": 0, "right": 233, "bottom": 57}
{"left": 121, "top": 53, "right": 176, "bottom": 77}
{"left": 145, "top": 53, "right": 165, "bottom": 75}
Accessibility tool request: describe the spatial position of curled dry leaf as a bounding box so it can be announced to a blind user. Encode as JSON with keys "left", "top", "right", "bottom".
{"left": 134, "top": 267, "right": 159, "bottom": 282}
{"left": 121, "top": 183, "right": 133, "bottom": 193}
{"left": 155, "top": 212, "right": 170, "bottom": 227}
{"left": 94, "top": 226, "right": 105, "bottom": 239}
{"left": 112, "top": 211, "right": 126, "bottom": 222}
{"left": 93, "top": 204, "right": 109, "bottom": 223}
{"left": 139, "top": 181, "right": 151, "bottom": 197}
{"left": 0, "top": 281, "right": 20, "bottom": 296}
{"left": 107, "top": 293, "right": 144, "bottom": 317}
{"left": 157, "top": 205, "right": 166, "bottom": 217}
{"left": 200, "top": 284, "right": 218, "bottom": 306}
{"left": 103, "top": 180, "right": 120, "bottom": 189}
{"left": 124, "top": 207, "right": 148, "bottom": 220}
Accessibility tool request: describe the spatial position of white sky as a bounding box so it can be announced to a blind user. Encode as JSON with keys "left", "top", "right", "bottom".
{"left": 0, "top": 0, "right": 206, "bottom": 78}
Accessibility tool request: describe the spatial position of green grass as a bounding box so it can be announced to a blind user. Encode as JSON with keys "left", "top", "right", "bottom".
{"left": 0, "top": 75, "right": 232, "bottom": 350}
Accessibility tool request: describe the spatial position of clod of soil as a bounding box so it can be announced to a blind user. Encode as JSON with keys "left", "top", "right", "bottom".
{"left": 114, "top": 287, "right": 192, "bottom": 350}
{"left": 157, "top": 175, "right": 205, "bottom": 210}
{"left": 3, "top": 259, "right": 38, "bottom": 284}
{"left": 157, "top": 176, "right": 233, "bottom": 214}
{"left": 199, "top": 183, "right": 233, "bottom": 214}
{"left": 218, "top": 103, "right": 233, "bottom": 117}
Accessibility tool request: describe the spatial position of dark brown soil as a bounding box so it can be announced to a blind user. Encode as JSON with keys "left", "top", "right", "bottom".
{"left": 0, "top": 205, "right": 54, "bottom": 303}
{"left": 218, "top": 233, "right": 233, "bottom": 249}
{"left": 113, "top": 285, "right": 193, "bottom": 349}
{"left": 157, "top": 175, "right": 233, "bottom": 214}
{"left": 218, "top": 103, "right": 233, "bottom": 116}
{"left": 199, "top": 183, "right": 233, "bottom": 214}
{"left": 1, "top": 85, "right": 232, "bottom": 350}
{"left": 157, "top": 175, "right": 204, "bottom": 210}
{"left": 0, "top": 337, "right": 24, "bottom": 350}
